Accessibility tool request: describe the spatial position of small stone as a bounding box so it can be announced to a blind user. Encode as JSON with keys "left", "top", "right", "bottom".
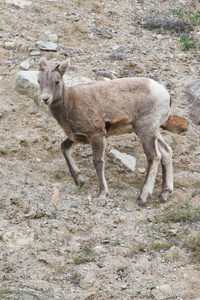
{"left": 0, "top": 76, "right": 3, "bottom": 80}
{"left": 48, "top": 34, "right": 59, "bottom": 43}
{"left": 119, "top": 216, "right": 126, "bottom": 222}
{"left": 168, "top": 229, "right": 178, "bottom": 235}
{"left": 0, "top": 145, "right": 6, "bottom": 154}
{"left": 30, "top": 51, "right": 41, "bottom": 56}
{"left": 94, "top": 246, "right": 104, "bottom": 253}
{"left": 97, "top": 263, "right": 105, "bottom": 268}
{"left": 159, "top": 284, "right": 172, "bottom": 295}
{"left": 138, "top": 168, "right": 146, "bottom": 174}
{"left": 121, "top": 285, "right": 128, "bottom": 290}
{"left": 3, "top": 41, "right": 15, "bottom": 50}
{"left": 20, "top": 61, "right": 30, "bottom": 70}
{"left": 161, "top": 115, "right": 188, "bottom": 133}
{"left": 0, "top": 113, "right": 4, "bottom": 118}
{"left": 71, "top": 203, "right": 78, "bottom": 208}
{"left": 36, "top": 41, "right": 58, "bottom": 51}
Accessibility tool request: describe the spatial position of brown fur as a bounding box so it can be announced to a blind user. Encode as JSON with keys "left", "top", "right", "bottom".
{"left": 38, "top": 57, "right": 173, "bottom": 205}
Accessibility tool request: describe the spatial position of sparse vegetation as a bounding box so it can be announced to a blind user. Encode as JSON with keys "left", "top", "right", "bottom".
{"left": 70, "top": 270, "right": 81, "bottom": 285}
{"left": 141, "top": 14, "right": 191, "bottom": 32}
{"left": 149, "top": 240, "right": 171, "bottom": 252}
{"left": 74, "top": 241, "right": 96, "bottom": 265}
{"left": 149, "top": 201, "right": 200, "bottom": 262}
{"left": 190, "top": 12, "right": 200, "bottom": 27}
{"left": 1, "top": 0, "right": 200, "bottom": 298}
{"left": 186, "top": 233, "right": 200, "bottom": 261}
{"left": 180, "top": 34, "right": 196, "bottom": 52}
{"left": 163, "top": 201, "right": 200, "bottom": 223}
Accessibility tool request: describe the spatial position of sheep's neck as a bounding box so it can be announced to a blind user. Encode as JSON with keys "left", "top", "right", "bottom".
{"left": 49, "top": 84, "right": 73, "bottom": 136}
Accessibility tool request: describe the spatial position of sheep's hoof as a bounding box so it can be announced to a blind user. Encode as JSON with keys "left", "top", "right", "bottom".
{"left": 135, "top": 197, "right": 146, "bottom": 207}
{"left": 98, "top": 190, "right": 109, "bottom": 198}
{"left": 75, "top": 175, "right": 85, "bottom": 187}
{"left": 158, "top": 191, "right": 169, "bottom": 202}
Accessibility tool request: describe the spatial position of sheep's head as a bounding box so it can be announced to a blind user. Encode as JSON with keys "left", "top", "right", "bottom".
{"left": 38, "top": 57, "right": 68, "bottom": 105}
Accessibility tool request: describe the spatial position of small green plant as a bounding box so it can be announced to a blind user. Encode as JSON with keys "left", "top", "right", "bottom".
{"left": 180, "top": 34, "right": 196, "bottom": 51}
{"left": 171, "top": 8, "right": 182, "bottom": 15}
{"left": 190, "top": 12, "right": 200, "bottom": 26}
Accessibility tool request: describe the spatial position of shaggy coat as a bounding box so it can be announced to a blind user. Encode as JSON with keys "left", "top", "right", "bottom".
{"left": 38, "top": 57, "right": 173, "bottom": 205}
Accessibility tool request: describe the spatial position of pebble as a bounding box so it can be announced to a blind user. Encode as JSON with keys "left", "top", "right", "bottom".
{"left": 97, "top": 263, "right": 105, "bottom": 268}
{"left": 159, "top": 284, "right": 172, "bottom": 295}
{"left": 121, "top": 285, "right": 128, "bottom": 290}
{"left": 71, "top": 203, "right": 78, "bottom": 208}
{"left": 0, "top": 113, "right": 4, "bottom": 118}
{"left": 49, "top": 34, "right": 59, "bottom": 43}
{"left": 20, "top": 61, "right": 30, "bottom": 70}
{"left": 30, "top": 51, "right": 41, "bottom": 56}
{"left": 0, "top": 76, "right": 3, "bottom": 80}
{"left": 138, "top": 168, "right": 146, "bottom": 174}
{"left": 119, "top": 216, "right": 126, "bottom": 222}
{"left": 3, "top": 41, "right": 15, "bottom": 50}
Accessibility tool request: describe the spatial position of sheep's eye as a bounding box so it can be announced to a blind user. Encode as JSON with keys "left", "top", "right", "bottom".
{"left": 55, "top": 81, "right": 60, "bottom": 86}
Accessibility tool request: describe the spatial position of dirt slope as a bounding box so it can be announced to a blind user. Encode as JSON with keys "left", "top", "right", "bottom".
{"left": 0, "top": 0, "right": 200, "bottom": 299}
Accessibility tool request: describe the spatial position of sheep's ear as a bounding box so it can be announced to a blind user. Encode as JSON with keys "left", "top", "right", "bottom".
{"left": 59, "top": 61, "right": 68, "bottom": 77}
{"left": 39, "top": 57, "right": 48, "bottom": 71}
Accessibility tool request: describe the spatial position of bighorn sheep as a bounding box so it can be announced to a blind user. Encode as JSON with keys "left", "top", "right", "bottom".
{"left": 38, "top": 57, "right": 173, "bottom": 206}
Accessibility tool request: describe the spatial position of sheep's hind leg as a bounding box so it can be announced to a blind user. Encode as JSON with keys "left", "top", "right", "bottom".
{"left": 135, "top": 135, "right": 161, "bottom": 206}
{"left": 61, "top": 138, "right": 85, "bottom": 187}
{"left": 90, "top": 134, "right": 108, "bottom": 198}
{"left": 157, "top": 134, "right": 173, "bottom": 202}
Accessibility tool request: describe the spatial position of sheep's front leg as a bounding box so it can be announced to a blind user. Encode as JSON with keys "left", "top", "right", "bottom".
{"left": 61, "top": 138, "right": 85, "bottom": 187}
{"left": 90, "top": 134, "right": 108, "bottom": 198}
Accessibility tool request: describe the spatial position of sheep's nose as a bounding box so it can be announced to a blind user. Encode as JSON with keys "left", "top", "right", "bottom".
{"left": 42, "top": 96, "right": 49, "bottom": 103}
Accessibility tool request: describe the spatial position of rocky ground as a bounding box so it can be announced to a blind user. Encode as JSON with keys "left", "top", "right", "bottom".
{"left": 0, "top": 0, "right": 200, "bottom": 299}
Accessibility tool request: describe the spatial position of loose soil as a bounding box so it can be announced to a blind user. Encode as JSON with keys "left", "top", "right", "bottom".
{"left": 0, "top": 0, "right": 200, "bottom": 299}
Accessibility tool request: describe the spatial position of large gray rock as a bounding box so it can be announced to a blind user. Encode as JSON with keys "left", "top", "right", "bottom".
{"left": 15, "top": 71, "right": 92, "bottom": 105}
{"left": 110, "top": 148, "right": 136, "bottom": 172}
{"left": 185, "top": 80, "right": 200, "bottom": 125}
